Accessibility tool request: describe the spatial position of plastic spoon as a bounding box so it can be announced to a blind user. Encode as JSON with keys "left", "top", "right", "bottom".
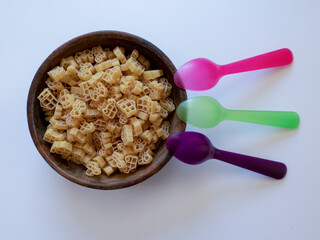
{"left": 174, "top": 48, "right": 293, "bottom": 91}
{"left": 166, "top": 132, "right": 287, "bottom": 179}
{"left": 177, "top": 96, "right": 300, "bottom": 129}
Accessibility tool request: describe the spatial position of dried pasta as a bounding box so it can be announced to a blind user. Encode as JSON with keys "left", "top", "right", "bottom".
{"left": 39, "top": 46, "right": 175, "bottom": 177}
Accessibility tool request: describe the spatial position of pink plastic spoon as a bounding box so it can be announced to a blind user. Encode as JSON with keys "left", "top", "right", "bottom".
{"left": 174, "top": 48, "right": 293, "bottom": 91}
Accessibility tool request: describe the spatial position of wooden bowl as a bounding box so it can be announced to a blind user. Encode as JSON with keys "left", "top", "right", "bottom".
{"left": 27, "top": 31, "right": 187, "bottom": 190}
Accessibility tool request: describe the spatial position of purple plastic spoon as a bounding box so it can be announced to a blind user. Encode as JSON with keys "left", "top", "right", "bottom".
{"left": 166, "top": 132, "right": 287, "bottom": 179}
{"left": 174, "top": 48, "right": 293, "bottom": 91}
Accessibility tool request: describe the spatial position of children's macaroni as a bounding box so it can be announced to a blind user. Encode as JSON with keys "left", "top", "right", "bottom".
{"left": 38, "top": 46, "right": 174, "bottom": 177}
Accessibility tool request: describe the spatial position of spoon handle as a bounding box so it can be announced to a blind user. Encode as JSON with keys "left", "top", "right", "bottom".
{"left": 225, "top": 110, "right": 300, "bottom": 129}
{"left": 220, "top": 48, "right": 293, "bottom": 76}
{"left": 214, "top": 149, "right": 287, "bottom": 179}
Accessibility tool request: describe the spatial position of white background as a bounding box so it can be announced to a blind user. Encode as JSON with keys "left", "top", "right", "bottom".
{"left": 1, "top": 0, "right": 319, "bottom": 239}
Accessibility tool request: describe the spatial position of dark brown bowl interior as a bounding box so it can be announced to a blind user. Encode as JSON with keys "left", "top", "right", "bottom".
{"left": 27, "top": 31, "right": 187, "bottom": 190}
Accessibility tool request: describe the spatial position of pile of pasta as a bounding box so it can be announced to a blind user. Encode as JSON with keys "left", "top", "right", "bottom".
{"left": 38, "top": 46, "right": 175, "bottom": 177}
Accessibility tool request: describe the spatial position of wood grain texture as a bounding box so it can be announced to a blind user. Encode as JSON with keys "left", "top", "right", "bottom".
{"left": 27, "top": 31, "right": 187, "bottom": 190}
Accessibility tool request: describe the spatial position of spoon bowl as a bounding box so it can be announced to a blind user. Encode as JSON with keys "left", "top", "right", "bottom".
{"left": 177, "top": 96, "right": 226, "bottom": 129}
{"left": 166, "top": 131, "right": 213, "bottom": 165}
{"left": 174, "top": 58, "right": 222, "bottom": 91}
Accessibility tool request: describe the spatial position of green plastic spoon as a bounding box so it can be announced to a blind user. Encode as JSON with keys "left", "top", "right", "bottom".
{"left": 177, "top": 96, "right": 300, "bottom": 129}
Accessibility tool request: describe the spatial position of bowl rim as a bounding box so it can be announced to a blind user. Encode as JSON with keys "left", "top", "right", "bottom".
{"left": 27, "top": 30, "right": 186, "bottom": 190}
